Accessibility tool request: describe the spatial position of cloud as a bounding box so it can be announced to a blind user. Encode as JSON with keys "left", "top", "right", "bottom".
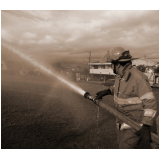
{"left": 38, "top": 35, "right": 56, "bottom": 44}
{"left": 23, "top": 32, "right": 37, "bottom": 39}
{"left": 1, "top": 29, "right": 13, "bottom": 42}
{"left": 1, "top": 10, "right": 159, "bottom": 62}
{"left": 24, "top": 10, "right": 53, "bottom": 20}
{"left": 19, "top": 39, "right": 37, "bottom": 45}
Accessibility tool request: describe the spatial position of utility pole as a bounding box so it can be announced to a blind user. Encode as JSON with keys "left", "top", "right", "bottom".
{"left": 85, "top": 50, "right": 91, "bottom": 74}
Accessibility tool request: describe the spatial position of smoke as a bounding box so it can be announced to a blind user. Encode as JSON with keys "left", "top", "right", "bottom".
{"left": 2, "top": 43, "right": 86, "bottom": 96}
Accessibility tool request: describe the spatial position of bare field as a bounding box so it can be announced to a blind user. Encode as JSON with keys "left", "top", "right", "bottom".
{"left": 1, "top": 75, "right": 159, "bottom": 149}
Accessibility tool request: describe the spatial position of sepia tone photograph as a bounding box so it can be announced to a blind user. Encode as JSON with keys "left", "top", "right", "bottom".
{"left": 1, "top": 8, "right": 159, "bottom": 154}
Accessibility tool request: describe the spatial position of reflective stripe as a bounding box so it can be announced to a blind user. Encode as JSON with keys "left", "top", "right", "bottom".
{"left": 118, "top": 104, "right": 143, "bottom": 110}
{"left": 114, "top": 95, "right": 142, "bottom": 105}
{"left": 120, "top": 123, "right": 131, "bottom": 130}
{"left": 144, "top": 109, "right": 157, "bottom": 118}
{"left": 120, "top": 123, "right": 143, "bottom": 130}
{"left": 140, "top": 92, "right": 155, "bottom": 100}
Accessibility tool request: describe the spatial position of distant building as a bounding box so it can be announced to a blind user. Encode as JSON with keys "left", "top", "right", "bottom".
{"left": 88, "top": 51, "right": 157, "bottom": 82}
{"left": 73, "top": 66, "right": 88, "bottom": 81}
{"left": 89, "top": 62, "right": 114, "bottom": 75}
{"left": 132, "top": 58, "right": 155, "bottom": 66}
{"left": 88, "top": 51, "right": 115, "bottom": 82}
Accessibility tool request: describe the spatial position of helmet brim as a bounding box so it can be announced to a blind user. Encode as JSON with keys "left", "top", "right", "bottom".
{"left": 118, "top": 59, "right": 133, "bottom": 62}
{"left": 118, "top": 58, "right": 139, "bottom": 62}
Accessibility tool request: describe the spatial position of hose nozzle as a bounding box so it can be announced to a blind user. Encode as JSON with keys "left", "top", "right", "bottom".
{"left": 84, "top": 92, "right": 94, "bottom": 100}
{"left": 84, "top": 92, "right": 90, "bottom": 99}
{"left": 84, "top": 92, "right": 100, "bottom": 104}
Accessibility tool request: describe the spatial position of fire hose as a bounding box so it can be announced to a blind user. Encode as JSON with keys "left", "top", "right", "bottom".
{"left": 84, "top": 92, "right": 159, "bottom": 144}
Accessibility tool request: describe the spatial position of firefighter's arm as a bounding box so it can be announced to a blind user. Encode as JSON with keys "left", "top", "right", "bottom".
{"left": 135, "top": 77, "right": 157, "bottom": 147}
{"left": 96, "top": 88, "right": 112, "bottom": 99}
{"left": 137, "top": 78, "right": 157, "bottom": 126}
{"left": 96, "top": 82, "right": 115, "bottom": 98}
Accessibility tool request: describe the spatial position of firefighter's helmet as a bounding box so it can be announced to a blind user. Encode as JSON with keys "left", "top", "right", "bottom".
{"left": 109, "top": 47, "right": 133, "bottom": 62}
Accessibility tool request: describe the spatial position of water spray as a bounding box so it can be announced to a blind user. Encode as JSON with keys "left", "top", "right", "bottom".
{"left": 2, "top": 43, "right": 85, "bottom": 96}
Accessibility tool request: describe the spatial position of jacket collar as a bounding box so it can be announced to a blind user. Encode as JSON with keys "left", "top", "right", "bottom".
{"left": 121, "top": 63, "right": 132, "bottom": 82}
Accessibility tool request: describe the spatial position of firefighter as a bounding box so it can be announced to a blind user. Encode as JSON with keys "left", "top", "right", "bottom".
{"left": 96, "top": 47, "right": 158, "bottom": 149}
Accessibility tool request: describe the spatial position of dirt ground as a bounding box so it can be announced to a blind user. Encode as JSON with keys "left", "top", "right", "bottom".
{"left": 1, "top": 74, "right": 159, "bottom": 149}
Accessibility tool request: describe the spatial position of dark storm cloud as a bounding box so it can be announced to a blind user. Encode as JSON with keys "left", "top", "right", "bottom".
{"left": 1, "top": 10, "right": 159, "bottom": 61}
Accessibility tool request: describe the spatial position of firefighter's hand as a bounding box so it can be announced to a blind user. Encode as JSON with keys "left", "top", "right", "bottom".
{"left": 93, "top": 96, "right": 102, "bottom": 105}
{"left": 96, "top": 89, "right": 111, "bottom": 99}
{"left": 93, "top": 95, "right": 102, "bottom": 101}
{"left": 136, "top": 124, "right": 152, "bottom": 149}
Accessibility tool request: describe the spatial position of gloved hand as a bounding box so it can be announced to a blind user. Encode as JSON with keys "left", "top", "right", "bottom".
{"left": 92, "top": 95, "right": 102, "bottom": 105}
{"left": 135, "top": 124, "right": 152, "bottom": 149}
{"left": 96, "top": 89, "right": 111, "bottom": 100}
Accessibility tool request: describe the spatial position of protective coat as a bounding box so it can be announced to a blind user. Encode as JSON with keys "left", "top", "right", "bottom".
{"left": 109, "top": 63, "right": 157, "bottom": 148}
{"left": 110, "top": 63, "right": 157, "bottom": 128}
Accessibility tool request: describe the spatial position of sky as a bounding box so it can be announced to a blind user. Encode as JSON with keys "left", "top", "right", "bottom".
{"left": 1, "top": 10, "right": 159, "bottom": 63}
